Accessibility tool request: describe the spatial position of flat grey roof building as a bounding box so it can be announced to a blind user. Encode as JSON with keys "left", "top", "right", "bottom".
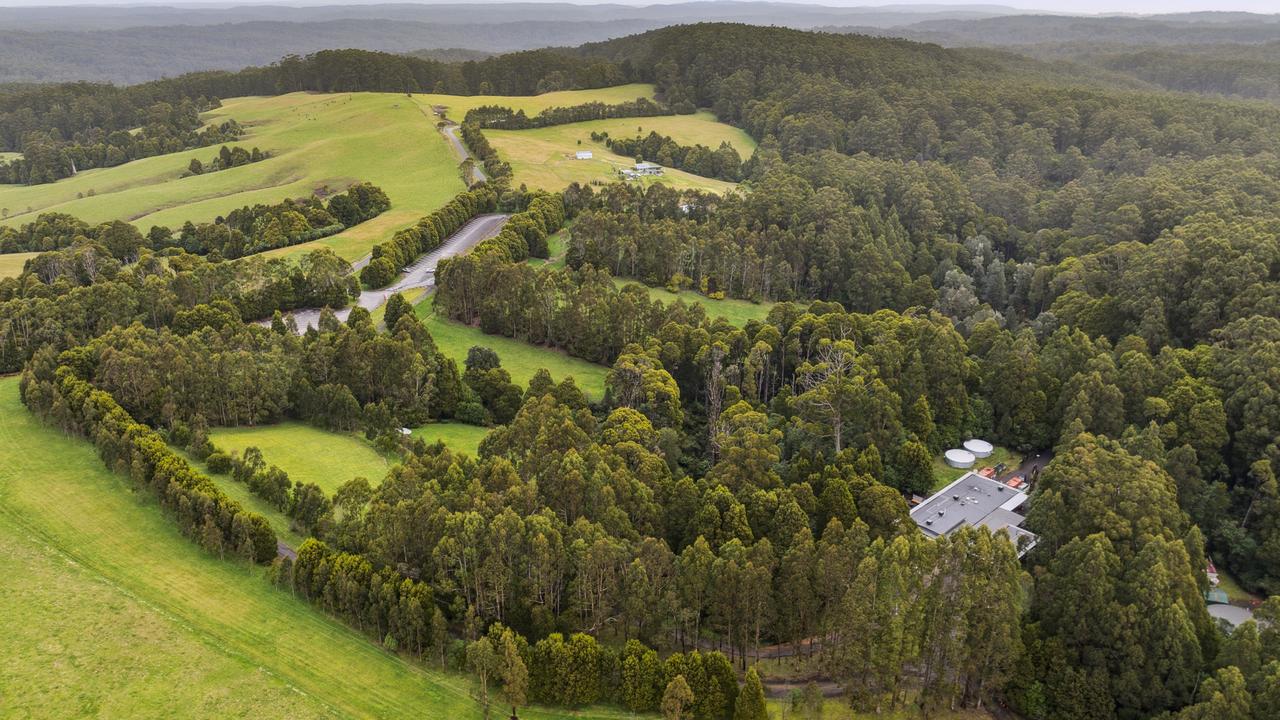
{"left": 910, "top": 472, "right": 1038, "bottom": 556}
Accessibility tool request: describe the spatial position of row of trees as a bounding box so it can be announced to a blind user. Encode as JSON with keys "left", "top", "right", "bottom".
{"left": 183, "top": 144, "right": 268, "bottom": 177}
{"left": 0, "top": 182, "right": 389, "bottom": 261}
{"left": 21, "top": 359, "right": 278, "bottom": 563}
{"left": 1, "top": 102, "right": 240, "bottom": 185}
{"left": 360, "top": 186, "right": 497, "bottom": 288}
{"left": 598, "top": 130, "right": 743, "bottom": 181}
{"left": 464, "top": 97, "right": 673, "bottom": 130}
{"left": 169, "top": 182, "right": 389, "bottom": 259}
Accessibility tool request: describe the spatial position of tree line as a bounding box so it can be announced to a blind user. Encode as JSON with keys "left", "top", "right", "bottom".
{"left": 1, "top": 97, "right": 240, "bottom": 185}
{"left": 183, "top": 144, "right": 268, "bottom": 178}
{"left": 596, "top": 129, "right": 743, "bottom": 181}
{"left": 360, "top": 186, "right": 497, "bottom": 288}
{"left": 21, "top": 358, "right": 278, "bottom": 564}
{"left": 464, "top": 97, "right": 673, "bottom": 131}
{"left": 0, "top": 182, "right": 388, "bottom": 261}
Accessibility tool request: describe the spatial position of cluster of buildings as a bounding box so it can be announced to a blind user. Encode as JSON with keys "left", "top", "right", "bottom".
{"left": 620, "top": 161, "right": 663, "bottom": 179}
{"left": 910, "top": 438, "right": 1039, "bottom": 557}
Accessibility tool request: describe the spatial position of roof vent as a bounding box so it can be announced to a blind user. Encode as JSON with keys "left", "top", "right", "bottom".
{"left": 997, "top": 486, "right": 1005, "bottom": 492}
{"left": 925, "top": 519, "right": 933, "bottom": 525}
{"left": 938, "top": 510, "right": 945, "bottom": 516}
{"left": 952, "top": 494, "right": 960, "bottom": 500}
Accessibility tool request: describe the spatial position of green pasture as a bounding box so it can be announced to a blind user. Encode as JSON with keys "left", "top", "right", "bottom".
{"left": 0, "top": 376, "right": 644, "bottom": 719}
{"left": 210, "top": 421, "right": 393, "bottom": 495}
{"left": 486, "top": 111, "right": 752, "bottom": 194}
{"left": 611, "top": 278, "right": 775, "bottom": 327}
{"left": 0, "top": 92, "right": 466, "bottom": 262}
{"left": 411, "top": 422, "right": 491, "bottom": 457}
{"left": 0, "top": 251, "right": 35, "bottom": 278}
{"left": 413, "top": 83, "right": 658, "bottom": 120}
{"left": 414, "top": 293, "right": 609, "bottom": 399}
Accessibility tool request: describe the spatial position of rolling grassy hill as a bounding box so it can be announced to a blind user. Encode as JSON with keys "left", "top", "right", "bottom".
{"left": 0, "top": 92, "right": 467, "bottom": 262}
{"left": 487, "top": 111, "right": 753, "bottom": 193}
{"left": 0, "top": 375, "right": 645, "bottom": 719}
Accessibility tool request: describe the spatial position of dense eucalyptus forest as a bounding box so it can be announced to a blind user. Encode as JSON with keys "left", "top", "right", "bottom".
{"left": 3, "top": 18, "right": 1279, "bottom": 720}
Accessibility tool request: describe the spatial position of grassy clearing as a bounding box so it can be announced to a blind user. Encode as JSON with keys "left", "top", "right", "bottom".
{"left": 414, "top": 84, "right": 658, "bottom": 120}
{"left": 0, "top": 376, "right": 640, "bottom": 719}
{"left": 0, "top": 251, "right": 35, "bottom": 278}
{"left": 178, "top": 447, "right": 308, "bottom": 549}
{"left": 210, "top": 421, "right": 393, "bottom": 494}
{"left": 486, "top": 111, "right": 753, "bottom": 194}
{"left": 0, "top": 92, "right": 466, "bottom": 262}
{"left": 411, "top": 422, "right": 490, "bottom": 457}
{"left": 415, "top": 293, "right": 609, "bottom": 399}
{"left": 528, "top": 228, "right": 568, "bottom": 269}
{"left": 931, "top": 446, "right": 1023, "bottom": 492}
{"left": 614, "top": 278, "right": 775, "bottom": 327}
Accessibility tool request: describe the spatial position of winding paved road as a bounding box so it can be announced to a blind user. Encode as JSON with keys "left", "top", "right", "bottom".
{"left": 278, "top": 213, "right": 509, "bottom": 332}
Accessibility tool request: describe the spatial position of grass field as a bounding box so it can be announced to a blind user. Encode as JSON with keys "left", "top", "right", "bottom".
{"left": 210, "top": 421, "right": 393, "bottom": 494}
{"left": 931, "top": 446, "right": 1022, "bottom": 492}
{"left": 0, "top": 376, "right": 641, "bottom": 719}
{"left": 0, "top": 92, "right": 466, "bottom": 262}
{"left": 615, "top": 279, "right": 776, "bottom": 327}
{"left": 413, "top": 84, "right": 659, "bottom": 120}
{"left": 487, "top": 111, "right": 754, "bottom": 194}
{"left": 415, "top": 294, "right": 609, "bottom": 399}
{"left": 411, "top": 422, "right": 490, "bottom": 457}
{"left": 0, "top": 251, "right": 35, "bottom": 278}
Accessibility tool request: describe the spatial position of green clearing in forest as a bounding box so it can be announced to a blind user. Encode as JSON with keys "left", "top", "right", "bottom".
{"left": 210, "top": 421, "right": 393, "bottom": 495}
{"left": 0, "top": 92, "right": 466, "bottom": 262}
{"left": 0, "top": 251, "right": 35, "bottom": 278}
{"left": 411, "top": 422, "right": 491, "bottom": 457}
{"left": 613, "top": 278, "right": 776, "bottom": 327}
{"left": 486, "top": 111, "right": 753, "bottom": 194}
{"left": 415, "top": 293, "right": 610, "bottom": 399}
{"left": 413, "top": 83, "right": 659, "bottom": 121}
{"left": 0, "top": 376, "right": 642, "bottom": 719}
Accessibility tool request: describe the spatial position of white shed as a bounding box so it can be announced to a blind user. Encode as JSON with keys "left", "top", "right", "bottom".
{"left": 575, "top": 150, "right": 593, "bottom": 160}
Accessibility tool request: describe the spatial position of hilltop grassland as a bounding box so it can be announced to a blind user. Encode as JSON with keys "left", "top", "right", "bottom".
{"left": 412, "top": 83, "right": 659, "bottom": 120}
{"left": 0, "top": 375, "right": 642, "bottom": 720}
{"left": 486, "top": 111, "right": 755, "bottom": 193}
{"left": 0, "top": 92, "right": 466, "bottom": 261}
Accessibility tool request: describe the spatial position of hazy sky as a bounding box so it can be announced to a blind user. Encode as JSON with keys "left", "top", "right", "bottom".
{"left": 0, "top": 0, "right": 1277, "bottom": 14}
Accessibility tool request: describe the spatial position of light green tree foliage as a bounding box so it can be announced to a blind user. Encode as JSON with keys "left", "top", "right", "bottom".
{"left": 662, "top": 674, "right": 695, "bottom": 720}
{"left": 733, "top": 668, "right": 767, "bottom": 720}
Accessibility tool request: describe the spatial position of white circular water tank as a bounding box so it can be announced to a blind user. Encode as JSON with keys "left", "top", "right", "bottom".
{"left": 963, "top": 439, "right": 994, "bottom": 458}
{"left": 944, "top": 448, "right": 976, "bottom": 468}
